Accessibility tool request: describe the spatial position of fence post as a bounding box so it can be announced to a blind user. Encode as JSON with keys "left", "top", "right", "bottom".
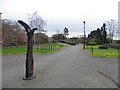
{"left": 91, "top": 47, "right": 93, "bottom": 53}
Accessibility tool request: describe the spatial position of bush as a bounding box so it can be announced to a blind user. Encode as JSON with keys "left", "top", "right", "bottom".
{"left": 59, "top": 40, "right": 65, "bottom": 43}
{"left": 59, "top": 40, "right": 76, "bottom": 46}
{"left": 109, "top": 44, "right": 120, "bottom": 49}
{"left": 99, "top": 45, "right": 108, "bottom": 49}
{"left": 87, "top": 41, "right": 97, "bottom": 46}
{"left": 67, "top": 42, "right": 76, "bottom": 46}
{"left": 117, "top": 40, "right": 120, "bottom": 44}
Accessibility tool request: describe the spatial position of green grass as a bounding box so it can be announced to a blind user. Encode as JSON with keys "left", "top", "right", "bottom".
{"left": 85, "top": 45, "right": 119, "bottom": 58}
{"left": 1, "top": 43, "right": 64, "bottom": 55}
{"left": 0, "top": 48, "right": 2, "bottom": 55}
{"left": 1, "top": 46, "right": 27, "bottom": 55}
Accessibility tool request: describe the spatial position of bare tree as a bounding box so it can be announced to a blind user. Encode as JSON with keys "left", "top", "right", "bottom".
{"left": 27, "top": 11, "right": 46, "bottom": 33}
{"left": 2, "top": 19, "right": 26, "bottom": 47}
{"left": 27, "top": 11, "right": 46, "bottom": 52}
{"left": 105, "top": 19, "right": 118, "bottom": 42}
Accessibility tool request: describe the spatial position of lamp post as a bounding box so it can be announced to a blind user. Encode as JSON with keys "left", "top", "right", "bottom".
{"left": 83, "top": 21, "right": 86, "bottom": 49}
{"left": 0, "top": 12, "right": 2, "bottom": 31}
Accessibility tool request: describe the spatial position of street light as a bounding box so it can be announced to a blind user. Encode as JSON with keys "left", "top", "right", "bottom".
{"left": 0, "top": 12, "right": 2, "bottom": 32}
{"left": 83, "top": 21, "right": 86, "bottom": 49}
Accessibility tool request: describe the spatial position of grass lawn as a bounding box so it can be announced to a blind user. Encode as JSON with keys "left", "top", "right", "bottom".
{"left": 1, "top": 43, "right": 64, "bottom": 55}
{"left": 85, "top": 45, "right": 119, "bottom": 58}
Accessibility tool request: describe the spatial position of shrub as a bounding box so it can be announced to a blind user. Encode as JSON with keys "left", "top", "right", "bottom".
{"left": 109, "top": 44, "right": 120, "bottom": 49}
{"left": 59, "top": 40, "right": 65, "bottom": 43}
{"left": 66, "top": 42, "right": 76, "bottom": 46}
{"left": 87, "top": 41, "right": 97, "bottom": 46}
{"left": 68, "top": 42, "right": 76, "bottom": 46}
{"left": 59, "top": 40, "right": 76, "bottom": 46}
{"left": 117, "top": 40, "right": 120, "bottom": 44}
{"left": 99, "top": 45, "right": 108, "bottom": 49}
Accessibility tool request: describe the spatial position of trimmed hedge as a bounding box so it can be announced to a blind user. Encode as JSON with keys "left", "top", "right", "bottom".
{"left": 86, "top": 41, "right": 97, "bottom": 46}
{"left": 99, "top": 45, "right": 108, "bottom": 49}
{"left": 109, "top": 44, "right": 120, "bottom": 49}
{"left": 59, "top": 40, "right": 76, "bottom": 46}
{"left": 66, "top": 42, "right": 76, "bottom": 46}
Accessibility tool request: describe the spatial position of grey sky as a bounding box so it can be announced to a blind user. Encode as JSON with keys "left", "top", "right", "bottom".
{"left": 0, "top": 0, "right": 119, "bottom": 37}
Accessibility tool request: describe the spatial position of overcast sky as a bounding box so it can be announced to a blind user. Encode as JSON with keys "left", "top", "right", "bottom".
{"left": 0, "top": 0, "right": 119, "bottom": 37}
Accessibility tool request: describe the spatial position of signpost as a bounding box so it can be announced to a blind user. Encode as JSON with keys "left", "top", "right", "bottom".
{"left": 18, "top": 20, "right": 37, "bottom": 80}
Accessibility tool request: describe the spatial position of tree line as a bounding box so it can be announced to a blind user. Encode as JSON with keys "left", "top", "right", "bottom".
{"left": 2, "top": 12, "right": 50, "bottom": 47}
{"left": 52, "top": 27, "right": 69, "bottom": 41}
{"left": 87, "top": 23, "right": 107, "bottom": 45}
{"left": 1, "top": 11, "right": 118, "bottom": 47}
{"left": 86, "top": 19, "right": 118, "bottom": 46}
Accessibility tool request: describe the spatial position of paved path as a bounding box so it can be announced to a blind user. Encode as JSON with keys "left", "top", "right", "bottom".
{"left": 2, "top": 45, "right": 118, "bottom": 88}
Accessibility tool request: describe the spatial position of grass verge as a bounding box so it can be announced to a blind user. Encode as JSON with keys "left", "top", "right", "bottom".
{"left": 1, "top": 43, "right": 64, "bottom": 55}
{"left": 85, "top": 45, "right": 119, "bottom": 58}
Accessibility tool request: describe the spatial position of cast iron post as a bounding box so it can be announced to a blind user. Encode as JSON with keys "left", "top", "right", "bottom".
{"left": 18, "top": 20, "right": 37, "bottom": 80}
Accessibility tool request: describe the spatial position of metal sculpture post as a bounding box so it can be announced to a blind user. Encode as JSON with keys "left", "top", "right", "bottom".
{"left": 18, "top": 20, "right": 37, "bottom": 80}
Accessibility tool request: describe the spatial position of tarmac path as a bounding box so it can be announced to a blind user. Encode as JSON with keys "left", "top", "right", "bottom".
{"left": 2, "top": 45, "right": 118, "bottom": 88}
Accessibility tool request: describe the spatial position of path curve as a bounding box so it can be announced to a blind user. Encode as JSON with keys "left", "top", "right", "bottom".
{"left": 2, "top": 45, "right": 118, "bottom": 88}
